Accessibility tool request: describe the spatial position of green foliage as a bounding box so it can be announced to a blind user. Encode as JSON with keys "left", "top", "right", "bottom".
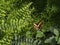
{"left": 26, "top": 31, "right": 32, "bottom": 38}
{"left": 0, "top": 0, "right": 60, "bottom": 45}
{"left": 53, "top": 29, "right": 59, "bottom": 36}
{"left": 36, "top": 31, "right": 44, "bottom": 38}
{"left": 57, "top": 37, "right": 60, "bottom": 44}
{"left": 0, "top": 0, "right": 34, "bottom": 45}
{"left": 44, "top": 36, "right": 55, "bottom": 43}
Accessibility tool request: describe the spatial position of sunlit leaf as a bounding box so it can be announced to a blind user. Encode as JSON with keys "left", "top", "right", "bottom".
{"left": 44, "top": 36, "right": 55, "bottom": 43}
{"left": 36, "top": 31, "right": 44, "bottom": 38}
{"left": 53, "top": 29, "right": 59, "bottom": 36}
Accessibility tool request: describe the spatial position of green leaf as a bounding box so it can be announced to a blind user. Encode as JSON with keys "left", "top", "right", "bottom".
{"left": 55, "top": 36, "right": 59, "bottom": 41}
{"left": 26, "top": 31, "right": 31, "bottom": 38}
{"left": 33, "top": 40, "right": 38, "bottom": 44}
{"left": 44, "top": 36, "right": 55, "bottom": 43}
{"left": 36, "top": 31, "right": 44, "bottom": 38}
{"left": 20, "top": 42, "right": 26, "bottom": 45}
{"left": 53, "top": 29, "right": 59, "bottom": 36}
{"left": 57, "top": 37, "right": 60, "bottom": 44}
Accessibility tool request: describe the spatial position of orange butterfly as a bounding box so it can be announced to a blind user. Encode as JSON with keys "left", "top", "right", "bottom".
{"left": 33, "top": 20, "right": 43, "bottom": 30}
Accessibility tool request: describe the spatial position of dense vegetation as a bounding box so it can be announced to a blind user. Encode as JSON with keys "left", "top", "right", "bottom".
{"left": 0, "top": 0, "right": 60, "bottom": 45}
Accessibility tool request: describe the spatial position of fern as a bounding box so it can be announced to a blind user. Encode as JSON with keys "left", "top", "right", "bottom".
{"left": 0, "top": 2, "right": 34, "bottom": 45}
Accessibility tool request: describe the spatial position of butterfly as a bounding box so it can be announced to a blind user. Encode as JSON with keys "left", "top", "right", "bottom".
{"left": 33, "top": 20, "right": 43, "bottom": 30}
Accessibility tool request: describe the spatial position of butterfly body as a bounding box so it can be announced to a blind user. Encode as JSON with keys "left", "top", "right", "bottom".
{"left": 34, "top": 20, "right": 43, "bottom": 30}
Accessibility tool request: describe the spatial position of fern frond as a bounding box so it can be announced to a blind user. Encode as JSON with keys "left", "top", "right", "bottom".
{"left": 0, "top": 2, "right": 34, "bottom": 45}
